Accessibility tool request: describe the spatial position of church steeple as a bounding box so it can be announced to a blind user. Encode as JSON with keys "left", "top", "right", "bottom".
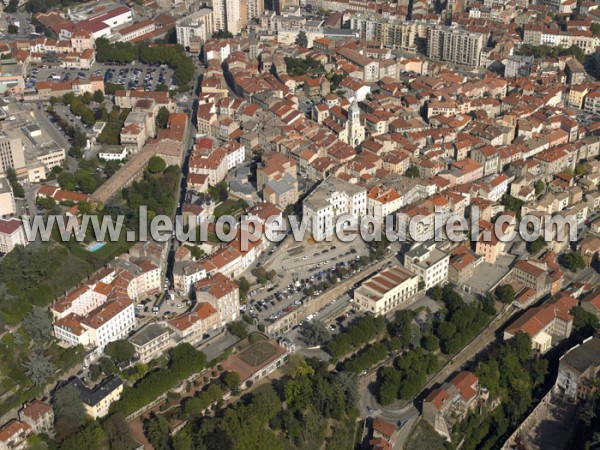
{"left": 349, "top": 98, "right": 360, "bottom": 124}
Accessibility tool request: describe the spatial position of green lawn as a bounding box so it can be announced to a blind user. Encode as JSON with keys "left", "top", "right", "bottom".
{"left": 214, "top": 199, "right": 247, "bottom": 218}
{"left": 405, "top": 418, "right": 447, "bottom": 450}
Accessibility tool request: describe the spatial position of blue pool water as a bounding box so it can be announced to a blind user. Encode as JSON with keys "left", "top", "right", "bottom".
{"left": 88, "top": 242, "right": 107, "bottom": 252}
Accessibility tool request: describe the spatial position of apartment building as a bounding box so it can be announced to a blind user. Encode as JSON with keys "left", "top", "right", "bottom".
{"left": 167, "top": 302, "right": 219, "bottom": 344}
{"left": 257, "top": 152, "right": 298, "bottom": 209}
{"left": 0, "top": 218, "right": 27, "bottom": 254}
{"left": 503, "top": 294, "right": 577, "bottom": 354}
{"left": 173, "top": 260, "right": 207, "bottom": 295}
{"left": 427, "top": 25, "right": 484, "bottom": 68}
{"left": 18, "top": 400, "right": 53, "bottom": 435}
{"left": 403, "top": 241, "right": 450, "bottom": 289}
{"left": 555, "top": 337, "right": 600, "bottom": 402}
{"left": 0, "top": 135, "right": 25, "bottom": 175}
{"left": 302, "top": 176, "right": 367, "bottom": 241}
{"left": 0, "top": 420, "right": 30, "bottom": 450}
{"left": 367, "top": 186, "right": 404, "bottom": 225}
{"left": 188, "top": 147, "right": 228, "bottom": 185}
{"left": 423, "top": 371, "right": 484, "bottom": 441}
{"left": 213, "top": 0, "right": 244, "bottom": 35}
{"left": 176, "top": 9, "right": 215, "bottom": 52}
{"left": 510, "top": 260, "right": 552, "bottom": 297}
{"left": 194, "top": 273, "right": 240, "bottom": 327}
{"left": 448, "top": 245, "right": 483, "bottom": 284}
{"left": 354, "top": 265, "right": 419, "bottom": 316}
{"left": 79, "top": 298, "right": 136, "bottom": 350}
{"left": 128, "top": 323, "right": 171, "bottom": 364}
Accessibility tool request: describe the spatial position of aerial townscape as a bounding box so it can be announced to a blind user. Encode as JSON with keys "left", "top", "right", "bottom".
{"left": 2, "top": 0, "right": 600, "bottom": 448}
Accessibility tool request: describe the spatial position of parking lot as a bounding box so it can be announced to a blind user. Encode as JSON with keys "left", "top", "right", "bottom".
{"left": 28, "top": 62, "right": 176, "bottom": 93}
{"left": 245, "top": 239, "right": 376, "bottom": 327}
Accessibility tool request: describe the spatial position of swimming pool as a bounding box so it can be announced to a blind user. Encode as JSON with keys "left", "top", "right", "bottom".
{"left": 88, "top": 242, "right": 107, "bottom": 252}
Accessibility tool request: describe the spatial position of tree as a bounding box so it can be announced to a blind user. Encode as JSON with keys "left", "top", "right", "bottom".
{"left": 155, "top": 106, "right": 170, "bottom": 129}
{"left": 7, "top": 24, "right": 18, "bottom": 34}
{"left": 228, "top": 321, "right": 248, "bottom": 339}
{"left": 98, "top": 356, "right": 117, "bottom": 375}
{"left": 185, "top": 245, "right": 205, "bottom": 260}
{"left": 22, "top": 307, "right": 52, "bottom": 342}
{"left": 570, "top": 306, "right": 599, "bottom": 334}
{"left": 212, "top": 30, "right": 233, "bottom": 39}
{"left": 58, "top": 172, "right": 77, "bottom": 191}
{"left": 301, "top": 320, "right": 331, "bottom": 347}
{"left": 238, "top": 277, "right": 251, "bottom": 300}
{"left": 405, "top": 166, "right": 420, "bottom": 178}
{"left": 222, "top": 371, "right": 241, "bottom": 392}
{"left": 53, "top": 383, "right": 85, "bottom": 439}
{"left": 534, "top": 179, "right": 545, "bottom": 196}
{"left": 103, "top": 413, "right": 138, "bottom": 450}
{"left": 592, "top": 23, "right": 600, "bottom": 36}
{"left": 22, "top": 353, "right": 55, "bottom": 386}
{"left": 495, "top": 284, "right": 516, "bottom": 304}
{"left": 148, "top": 156, "right": 167, "bottom": 174}
{"left": 3, "top": 0, "right": 18, "bottom": 13}
{"left": 144, "top": 415, "right": 172, "bottom": 450}
{"left": 296, "top": 31, "right": 308, "bottom": 48}
{"left": 61, "top": 420, "right": 107, "bottom": 450}
{"left": 526, "top": 236, "right": 546, "bottom": 255}
{"left": 92, "top": 90, "right": 105, "bottom": 103}
{"left": 422, "top": 334, "right": 439, "bottom": 352}
{"left": 575, "top": 164, "right": 589, "bottom": 176}
{"left": 563, "top": 251, "right": 586, "bottom": 272}
{"left": 6, "top": 168, "right": 24, "bottom": 197}
{"left": 105, "top": 340, "right": 135, "bottom": 364}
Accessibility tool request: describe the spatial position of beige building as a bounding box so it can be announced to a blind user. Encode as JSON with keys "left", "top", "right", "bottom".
{"left": 404, "top": 241, "right": 450, "bottom": 289}
{"left": 128, "top": 323, "right": 171, "bottom": 364}
{"left": 504, "top": 294, "right": 576, "bottom": 354}
{"left": 195, "top": 273, "right": 240, "bottom": 327}
{"left": 0, "top": 135, "right": 25, "bottom": 176}
{"left": 427, "top": 25, "right": 484, "bottom": 68}
{"left": 423, "top": 371, "right": 483, "bottom": 441}
{"left": 18, "top": 400, "right": 53, "bottom": 435}
{"left": 68, "top": 376, "right": 124, "bottom": 419}
{"left": 167, "top": 302, "right": 219, "bottom": 344}
{"left": 0, "top": 218, "right": 27, "bottom": 254}
{"left": 0, "top": 179, "right": 15, "bottom": 216}
{"left": 354, "top": 265, "right": 419, "bottom": 316}
{"left": 176, "top": 9, "right": 215, "bottom": 52}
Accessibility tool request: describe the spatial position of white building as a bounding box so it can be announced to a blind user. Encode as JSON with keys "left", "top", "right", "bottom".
{"left": 53, "top": 298, "right": 136, "bottom": 350}
{"left": 403, "top": 241, "right": 450, "bottom": 289}
{"left": 302, "top": 175, "right": 367, "bottom": 241}
{"left": 0, "top": 218, "right": 27, "bottom": 254}
{"left": 221, "top": 140, "right": 245, "bottom": 170}
{"left": 81, "top": 298, "right": 136, "bottom": 350}
{"left": 213, "top": 0, "right": 243, "bottom": 35}
{"left": 555, "top": 337, "right": 600, "bottom": 402}
{"left": 176, "top": 9, "right": 215, "bottom": 50}
{"left": 354, "top": 265, "right": 419, "bottom": 316}
{"left": 367, "top": 186, "right": 404, "bottom": 225}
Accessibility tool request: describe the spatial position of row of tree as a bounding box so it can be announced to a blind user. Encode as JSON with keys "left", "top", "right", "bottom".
{"left": 326, "top": 315, "right": 387, "bottom": 360}
{"left": 377, "top": 347, "right": 439, "bottom": 405}
{"left": 432, "top": 285, "right": 494, "bottom": 354}
{"left": 96, "top": 39, "right": 195, "bottom": 87}
{"left": 110, "top": 343, "right": 207, "bottom": 416}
